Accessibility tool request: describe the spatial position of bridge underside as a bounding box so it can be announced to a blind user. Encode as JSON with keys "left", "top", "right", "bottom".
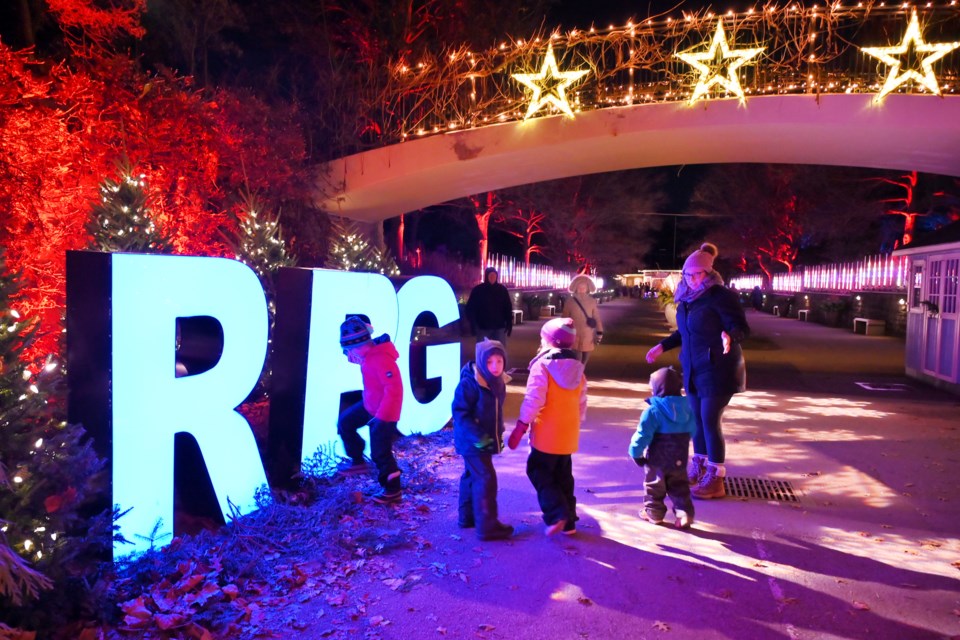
{"left": 318, "top": 94, "right": 960, "bottom": 222}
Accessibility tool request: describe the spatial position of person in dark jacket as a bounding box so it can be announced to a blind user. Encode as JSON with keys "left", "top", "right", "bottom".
{"left": 451, "top": 339, "right": 513, "bottom": 541}
{"left": 645, "top": 243, "right": 749, "bottom": 500}
{"left": 465, "top": 268, "right": 514, "bottom": 346}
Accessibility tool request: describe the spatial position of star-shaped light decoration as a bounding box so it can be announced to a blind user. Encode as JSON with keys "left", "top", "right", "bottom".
{"left": 512, "top": 44, "right": 589, "bottom": 119}
{"left": 862, "top": 10, "right": 960, "bottom": 103}
{"left": 675, "top": 21, "right": 764, "bottom": 105}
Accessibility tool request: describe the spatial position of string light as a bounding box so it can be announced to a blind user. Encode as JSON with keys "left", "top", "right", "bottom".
{"left": 862, "top": 10, "right": 960, "bottom": 102}
{"left": 675, "top": 20, "right": 765, "bottom": 104}
{"left": 511, "top": 44, "right": 589, "bottom": 118}
{"left": 384, "top": 4, "right": 960, "bottom": 140}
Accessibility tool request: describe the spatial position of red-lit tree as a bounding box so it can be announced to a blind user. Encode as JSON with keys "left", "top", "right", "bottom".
{"left": 691, "top": 164, "right": 883, "bottom": 281}
{"left": 0, "top": 0, "right": 309, "bottom": 362}
{"left": 469, "top": 191, "right": 500, "bottom": 271}
{"left": 498, "top": 205, "right": 546, "bottom": 267}
{"left": 873, "top": 171, "right": 925, "bottom": 248}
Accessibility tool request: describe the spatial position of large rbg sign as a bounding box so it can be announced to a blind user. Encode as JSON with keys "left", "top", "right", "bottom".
{"left": 66, "top": 251, "right": 460, "bottom": 559}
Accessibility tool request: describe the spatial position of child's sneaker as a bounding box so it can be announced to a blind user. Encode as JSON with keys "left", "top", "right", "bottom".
{"left": 562, "top": 521, "right": 577, "bottom": 535}
{"left": 336, "top": 459, "right": 370, "bottom": 476}
{"left": 545, "top": 519, "right": 566, "bottom": 536}
{"left": 675, "top": 510, "right": 693, "bottom": 530}
{"left": 640, "top": 510, "right": 664, "bottom": 525}
{"left": 371, "top": 489, "right": 402, "bottom": 504}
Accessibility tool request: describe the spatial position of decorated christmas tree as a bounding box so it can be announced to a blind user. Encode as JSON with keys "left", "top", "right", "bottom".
{"left": 224, "top": 191, "right": 298, "bottom": 304}
{"left": 86, "top": 159, "right": 172, "bottom": 254}
{"left": 327, "top": 217, "right": 400, "bottom": 275}
{"left": 0, "top": 251, "right": 111, "bottom": 629}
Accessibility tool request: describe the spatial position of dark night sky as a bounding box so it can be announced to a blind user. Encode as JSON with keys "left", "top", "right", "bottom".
{"left": 549, "top": 1, "right": 712, "bottom": 30}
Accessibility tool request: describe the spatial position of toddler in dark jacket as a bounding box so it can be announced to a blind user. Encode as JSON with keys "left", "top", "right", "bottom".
{"left": 629, "top": 366, "right": 697, "bottom": 529}
{"left": 451, "top": 339, "right": 513, "bottom": 541}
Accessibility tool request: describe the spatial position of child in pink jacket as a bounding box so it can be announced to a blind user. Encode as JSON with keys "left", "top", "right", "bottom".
{"left": 337, "top": 316, "right": 404, "bottom": 504}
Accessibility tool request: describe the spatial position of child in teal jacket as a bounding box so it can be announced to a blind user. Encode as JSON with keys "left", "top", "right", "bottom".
{"left": 629, "top": 366, "right": 697, "bottom": 529}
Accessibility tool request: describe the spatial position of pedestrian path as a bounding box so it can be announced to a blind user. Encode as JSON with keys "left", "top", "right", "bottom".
{"left": 417, "top": 296, "right": 960, "bottom": 639}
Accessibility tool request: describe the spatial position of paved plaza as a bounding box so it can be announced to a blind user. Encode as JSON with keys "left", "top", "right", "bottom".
{"left": 337, "top": 296, "right": 960, "bottom": 640}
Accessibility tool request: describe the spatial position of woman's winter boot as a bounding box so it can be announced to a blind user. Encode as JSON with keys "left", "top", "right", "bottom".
{"left": 687, "top": 454, "right": 707, "bottom": 485}
{"left": 692, "top": 462, "right": 726, "bottom": 499}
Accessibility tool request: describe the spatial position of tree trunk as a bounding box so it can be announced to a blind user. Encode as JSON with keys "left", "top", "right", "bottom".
{"left": 17, "top": 0, "right": 34, "bottom": 46}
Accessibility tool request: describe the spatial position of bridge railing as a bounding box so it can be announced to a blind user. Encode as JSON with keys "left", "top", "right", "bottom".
{"left": 367, "top": 5, "right": 959, "bottom": 146}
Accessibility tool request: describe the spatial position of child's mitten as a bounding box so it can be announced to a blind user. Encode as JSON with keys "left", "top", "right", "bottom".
{"left": 507, "top": 420, "right": 529, "bottom": 450}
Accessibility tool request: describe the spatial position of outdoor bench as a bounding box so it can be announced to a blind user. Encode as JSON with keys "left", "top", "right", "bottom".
{"left": 853, "top": 317, "right": 885, "bottom": 336}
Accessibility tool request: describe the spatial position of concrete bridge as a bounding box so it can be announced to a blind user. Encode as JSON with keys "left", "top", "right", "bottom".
{"left": 317, "top": 93, "right": 960, "bottom": 222}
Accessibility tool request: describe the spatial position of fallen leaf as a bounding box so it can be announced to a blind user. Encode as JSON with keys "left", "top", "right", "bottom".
{"left": 852, "top": 601, "right": 871, "bottom": 611}
{"left": 577, "top": 596, "right": 594, "bottom": 606}
{"left": 653, "top": 620, "right": 670, "bottom": 631}
{"left": 155, "top": 613, "right": 188, "bottom": 631}
{"left": 437, "top": 627, "right": 447, "bottom": 635}
{"left": 369, "top": 616, "right": 389, "bottom": 627}
{"left": 383, "top": 578, "right": 405, "bottom": 590}
{"left": 478, "top": 623, "right": 496, "bottom": 631}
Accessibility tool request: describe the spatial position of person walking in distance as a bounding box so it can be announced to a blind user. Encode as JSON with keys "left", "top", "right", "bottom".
{"left": 645, "top": 243, "right": 749, "bottom": 499}
{"left": 562, "top": 274, "right": 603, "bottom": 365}
{"left": 465, "top": 267, "right": 514, "bottom": 346}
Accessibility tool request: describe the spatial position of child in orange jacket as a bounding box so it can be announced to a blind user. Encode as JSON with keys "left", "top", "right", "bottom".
{"left": 507, "top": 318, "right": 587, "bottom": 536}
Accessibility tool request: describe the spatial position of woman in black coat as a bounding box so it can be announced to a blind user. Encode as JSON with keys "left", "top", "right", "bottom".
{"left": 646, "top": 243, "right": 749, "bottom": 499}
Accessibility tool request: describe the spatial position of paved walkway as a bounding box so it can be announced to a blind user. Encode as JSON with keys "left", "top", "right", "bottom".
{"left": 372, "top": 297, "right": 960, "bottom": 639}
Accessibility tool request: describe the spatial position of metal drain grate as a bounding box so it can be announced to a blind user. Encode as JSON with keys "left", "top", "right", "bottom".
{"left": 724, "top": 477, "right": 799, "bottom": 503}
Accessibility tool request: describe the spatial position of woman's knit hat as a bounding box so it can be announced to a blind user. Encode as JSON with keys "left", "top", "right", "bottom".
{"left": 340, "top": 315, "right": 373, "bottom": 350}
{"left": 540, "top": 317, "right": 576, "bottom": 349}
{"left": 568, "top": 274, "right": 597, "bottom": 293}
{"left": 649, "top": 366, "right": 683, "bottom": 397}
{"left": 682, "top": 242, "right": 719, "bottom": 273}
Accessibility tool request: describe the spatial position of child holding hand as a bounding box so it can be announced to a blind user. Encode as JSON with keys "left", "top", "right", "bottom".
{"left": 452, "top": 339, "right": 514, "bottom": 541}
{"left": 508, "top": 318, "right": 586, "bottom": 536}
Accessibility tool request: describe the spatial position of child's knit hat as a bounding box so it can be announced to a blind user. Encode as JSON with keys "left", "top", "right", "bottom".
{"left": 340, "top": 315, "right": 373, "bottom": 351}
{"left": 475, "top": 339, "right": 507, "bottom": 398}
{"left": 650, "top": 366, "right": 683, "bottom": 397}
{"left": 540, "top": 317, "right": 576, "bottom": 349}
{"left": 682, "top": 242, "right": 718, "bottom": 273}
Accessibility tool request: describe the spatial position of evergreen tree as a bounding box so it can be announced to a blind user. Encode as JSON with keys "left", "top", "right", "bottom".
{"left": 0, "top": 251, "right": 110, "bottom": 629}
{"left": 86, "top": 160, "right": 172, "bottom": 254}
{"left": 327, "top": 218, "right": 400, "bottom": 276}
{"left": 225, "top": 191, "right": 298, "bottom": 304}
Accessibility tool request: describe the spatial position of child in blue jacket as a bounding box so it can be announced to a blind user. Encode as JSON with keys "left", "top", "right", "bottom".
{"left": 629, "top": 366, "right": 697, "bottom": 529}
{"left": 451, "top": 339, "right": 514, "bottom": 541}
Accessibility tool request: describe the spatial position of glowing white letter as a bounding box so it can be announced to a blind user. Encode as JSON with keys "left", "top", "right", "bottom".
{"left": 395, "top": 276, "right": 460, "bottom": 435}
{"left": 111, "top": 255, "right": 269, "bottom": 558}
